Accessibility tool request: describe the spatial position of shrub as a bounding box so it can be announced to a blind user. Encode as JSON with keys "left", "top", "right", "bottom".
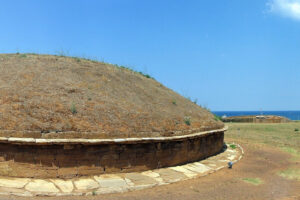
{"left": 70, "top": 103, "right": 77, "bottom": 114}
{"left": 229, "top": 144, "right": 237, "bottom": 149}
{"left": 202, "top": 105, "right": 210, "bottom": 112}
{"left": 295, "top": 128, "right": 299, "bottom": 132}
{"left": 214, "top": 114, "right": 222, "bottom": 121}
{"left": 138, "top": 71, "right": 153, "bottom": 79}
{"left": 115, "top": 64, "right": 155, "bottom": 79}
{"left": 193, "top": 98, "right": 198, "bottom": 104}
{"left": 184, "top": 116, "right": 191, "bottom": 126}
{"left": 172, "top": 100, "right": 177, "bottom": 105}
{"left": 57, "top": 50, "right": 67, "bottom": 57}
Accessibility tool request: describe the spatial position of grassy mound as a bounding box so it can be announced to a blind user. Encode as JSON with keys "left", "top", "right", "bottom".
{"left": 0, "top": 54, "right": 223, "bottom": 139}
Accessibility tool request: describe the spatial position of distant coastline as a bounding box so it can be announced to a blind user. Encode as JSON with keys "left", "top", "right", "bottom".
{"left": 212, "top": 111, "right": 300, "bottom": 121}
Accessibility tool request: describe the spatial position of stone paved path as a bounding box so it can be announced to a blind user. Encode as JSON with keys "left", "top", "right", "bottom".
{"left": 0, "top": 143, "right": 243, "bottom": 197}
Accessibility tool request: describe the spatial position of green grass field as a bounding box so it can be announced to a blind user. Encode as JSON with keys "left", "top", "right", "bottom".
{"left": 225, "top": 122, "right": 300, "bottom": 159}
{"left": 225, "top": 122, "right": 300, "bottom": 182}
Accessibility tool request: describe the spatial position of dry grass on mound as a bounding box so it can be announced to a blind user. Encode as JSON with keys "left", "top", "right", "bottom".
{"left": 0, "top": 54, "right": 223, "bottom": 139}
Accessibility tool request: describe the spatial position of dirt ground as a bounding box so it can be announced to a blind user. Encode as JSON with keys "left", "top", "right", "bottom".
{"left": 0, "top": 134, "right": 299, "bottom": 199}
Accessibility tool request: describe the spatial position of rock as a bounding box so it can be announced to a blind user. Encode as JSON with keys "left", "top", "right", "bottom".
{"left": 74, "top": 179, "right": 99, "bottom": 190}
{"left": 156, "top": 168, "right": 187, "bottom": 183}
{"left": 141, "top": 171, "right": 160, "bottom": 178}
{"left": 183, "top": 163, "right": 211, "bottom": 174}
{"left": 0, "top": 178, "right": 30, "bottom": 188}
{"left": 94, "top": 175, "right": 128, "bottom": 188}
{"left": 125, "top": 173, "right": 158, "bottom": 186}
{"left": 50, "top": 179, "right": 73, "bottom": 193}
{"left": 96, "top": 187, "right": 128, "bottom": 194}
{"left": 25, "top": 180, "right": 59, "bottom": 193}
{"left": 170, "top": 166, "right": 198, "bottom": 178}
{"left": 141, "top": 171, "right": 165, "bottom": 185}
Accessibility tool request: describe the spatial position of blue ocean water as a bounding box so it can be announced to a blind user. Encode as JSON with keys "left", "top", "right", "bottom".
{"left": 212, "top": 111, "right": 300, "bottom": 121}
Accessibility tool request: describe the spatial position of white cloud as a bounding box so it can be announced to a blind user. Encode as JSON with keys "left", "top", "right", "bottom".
{"left": 268, "top": 0, "right": 300, "bottom": 21}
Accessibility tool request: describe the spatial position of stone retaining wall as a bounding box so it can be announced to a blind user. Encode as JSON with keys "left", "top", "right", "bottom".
{"left": 0, "top": 128, "right": 226, "bottom": 178}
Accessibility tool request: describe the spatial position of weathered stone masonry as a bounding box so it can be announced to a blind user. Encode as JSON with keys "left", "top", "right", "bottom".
{"left": 0, "top": 128, "right": 225, "bottom": 178}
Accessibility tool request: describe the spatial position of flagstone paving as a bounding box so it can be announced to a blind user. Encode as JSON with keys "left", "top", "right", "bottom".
{"left": 0, "top": 143, "right": 243, "bottom": 197}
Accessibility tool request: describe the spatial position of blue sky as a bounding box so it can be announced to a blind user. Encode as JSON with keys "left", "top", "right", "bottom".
{"left": 0, "top": 0, "right": 300, "bottom": 111}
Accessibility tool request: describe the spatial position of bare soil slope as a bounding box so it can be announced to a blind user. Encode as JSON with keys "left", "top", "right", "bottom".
{"left": 0, "top": 54, "right": 223, "bottom": 139}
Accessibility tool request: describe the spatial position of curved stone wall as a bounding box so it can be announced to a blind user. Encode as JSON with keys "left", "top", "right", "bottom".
{"left": 0, "top": 128, "right": 226, "bottom": 178}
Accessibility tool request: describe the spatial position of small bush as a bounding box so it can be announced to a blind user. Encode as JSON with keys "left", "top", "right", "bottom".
{"left": 193, "top": 98, "right": 198, "bottom": 104}
{"left": 229, "top": 144, "right": 237, "bottom": 149}
{"left": 242, "top": 178, "right": 263, "bottom": 185}
{"left": 202, "top": 105, "right": 210, "bottom": 112}
{"left": 70, "top": 103, "right": 77, "bottom": 114}
{"left": 295, "top": 128, "right": 299, "bottom": 132}
{"left": 114, "top": 64, "right": 155, "bottom": 79}
{"left": 184, "top": 116, "right": 191, "bottom": 126}
{"left": 138, "top": 71, "right": 153, "bottom": 79}
{"left": 172, "top": 100, "right": 177, "bottom": 105}
{"left": 214, "top": 114, "right": 222, "bottom": 121}
{"left": 57, "top": 50, "right": 67, "bottom": 57}
{"left": 88, "top": 97, "right": 92, "bottom": 101}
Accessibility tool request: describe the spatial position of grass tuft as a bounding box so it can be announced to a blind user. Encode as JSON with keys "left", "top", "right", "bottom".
{"left": 70, "top": 103, "right": 77, "bottom": 114}
{"left": 278, "top": 168, "right": 300, "bottom": 181}
{"left": 280, "top": 147, "right": 300, "bottom": 161}
{"left": 214, "top": 114, "right": 222, "bottom": 121}
{"left": 73, "top": 57, "right": 81, "bottom": 62}
{"left": 19, "top": 54, "right": 27, "bottom": 58}
{"left": 184, "top": 116, "right": 191, "bottom": 126}
{"left": 193, "top": 98, "right": 198, "bottom": 104}
{"left": 242, "top": 178, "right": 263, "bottom": 185}
{"left": 138, "top": 71, "right": 154, "bottom": 79}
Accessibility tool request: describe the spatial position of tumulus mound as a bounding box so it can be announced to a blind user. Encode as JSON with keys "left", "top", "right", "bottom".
{"left": 0, "top": 54, "right": 223, "bottom": 139}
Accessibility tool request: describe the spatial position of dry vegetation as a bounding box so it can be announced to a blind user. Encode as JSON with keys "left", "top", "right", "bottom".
{"left": 0, "top": 54, "right": 223, "bottom": 139}
{"left": 225, "top": 122, "right": 300, "bottom": 151}
{"left": 226, "top": 122, "right": 300, "bottom": 183}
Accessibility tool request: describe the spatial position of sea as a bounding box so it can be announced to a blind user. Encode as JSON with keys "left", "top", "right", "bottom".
{"left": 212, "top": 111, "right": 300, "bottom": 121}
